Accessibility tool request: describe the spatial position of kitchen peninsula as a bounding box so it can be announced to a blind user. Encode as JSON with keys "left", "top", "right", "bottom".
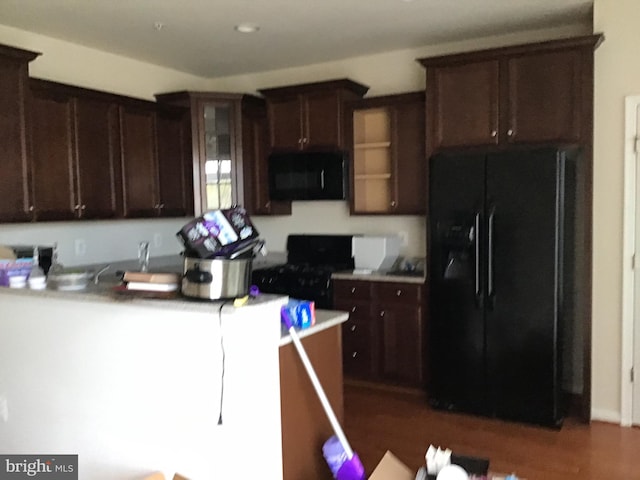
{"left": 0, "top": 285, "right": 348, "bottom": 480}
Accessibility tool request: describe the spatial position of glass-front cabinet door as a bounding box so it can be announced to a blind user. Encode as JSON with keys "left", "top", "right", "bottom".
{"left": 154, "top": 90, "right": 291, "bottom": 217}
{"left": 202, "top": 103, "right": 233, "bottom": 210}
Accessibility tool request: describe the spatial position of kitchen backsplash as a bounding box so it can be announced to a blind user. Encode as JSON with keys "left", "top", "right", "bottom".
{"left": 0, "top": 202, "right": 426, "bottom": 267}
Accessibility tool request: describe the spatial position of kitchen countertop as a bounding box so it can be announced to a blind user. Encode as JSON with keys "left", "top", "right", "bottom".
{"left": 279, "top": 309, "right": 349, "bottom": 347}
{"left": 332, "top": 269, "right": 426, "bottom": 284}
{"left": 1, "top": 277, "right": 349, "bottom": 346}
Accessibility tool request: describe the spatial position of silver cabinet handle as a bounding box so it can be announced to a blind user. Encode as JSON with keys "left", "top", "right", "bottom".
{"left": 490, "top": 130, "right": 497, "bottom": 137}
{"left": 380, "top": 310, "right": 385, "bottom": 317}
{"left": 474, "top": 212, "right": 481, "bottom": 302}
{"left": 351, "top": 306, "right": 357, "bottom": 313}
{"left": 507, "top": 129, "right": 514, "bottom": 137}
{"left": 81, "top": 204, "right": 86, "bottom": 210}
{"left": 29, "top": 205, "right": 34, "bottom": 212}
{"left": 350, "top": 325, "right": 356, "bottom": 332}
{"left": 396, "top": 289, "right": 402, "bottom": 297}
{"left": 74, "top": 204, "right": 80, "bottom": 210}
{"left": 351, "top": 287, "right": 356, "bottom": 294}
{"left": 390, "top": 200, "right": 396, "bottom": 207}
{"left": 488, "top": 207, "right": 495, "bottom": 298}
{"left": 352, "top": 352, "right": 358, "bottom": 358}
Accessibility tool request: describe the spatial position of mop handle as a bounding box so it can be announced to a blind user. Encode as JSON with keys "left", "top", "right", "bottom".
{"left": 285, "top": 323, "right": 355, "bottom": 459}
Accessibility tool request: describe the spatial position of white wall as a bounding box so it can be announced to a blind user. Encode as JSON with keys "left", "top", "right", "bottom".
{"left": 0, "top": 218, "right": 188, "bottom": 267}
{"left": 0, "top": 24, "right": 211, "bottom": 99}
{"left": 591, "top": 0, "right": 640, "bottom": 423}
{"left": 0, "top": 291, "right": 285, "bottom": 479}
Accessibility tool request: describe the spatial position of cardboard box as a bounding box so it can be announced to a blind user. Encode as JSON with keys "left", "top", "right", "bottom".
{"left": 369, "top": 451, "right": 414, "bottom": 480}
{"left": 368, "top": 450, "right": 522, "bottom": 480}
{"left": 176, "top": 207, "right": 259, "bottom": 259}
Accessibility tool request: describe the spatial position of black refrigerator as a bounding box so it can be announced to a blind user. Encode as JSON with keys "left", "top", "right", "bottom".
{"left": 427, "top": 147, "right": 576, "bottom": 428}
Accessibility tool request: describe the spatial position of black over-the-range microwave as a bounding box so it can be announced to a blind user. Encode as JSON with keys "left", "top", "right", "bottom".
{"left": 267, "top": 151, "right": 348, "bottom": 201}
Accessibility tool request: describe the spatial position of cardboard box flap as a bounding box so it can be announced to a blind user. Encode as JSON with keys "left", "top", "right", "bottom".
{"left": 369, "top": 451, "right": 414, "bottom": 480}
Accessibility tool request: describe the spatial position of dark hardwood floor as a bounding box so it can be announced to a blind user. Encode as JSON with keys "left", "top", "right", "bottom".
{"left": 343, "top": 383, "right": 640, "bottom": 479}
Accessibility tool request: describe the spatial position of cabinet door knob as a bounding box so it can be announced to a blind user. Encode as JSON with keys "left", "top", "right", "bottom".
{"left": 352, "top": 352, "right": 358, "bottom": 358}
{"left": 490, "top": 130, "right": 497, "bottom": 137}
{"left": 351, "top": 287, "right": 356, "bottom": 294}
{"left": 74, "top": 204, "right": 80, "bottom": 210}
{"left": 396, "top": 289, "right": 402, "bottom": 297}
{"left": 351, "top": 306, "right": 357, "bottom": 313}
{"left": 265, "top": 201, "right": 271, "bottom": 209}
{"left": 507, "top": 129, "right": 514, "bottom": 137}
{"left": 81, "top": 204, "right": 86, "bottom": 210}
{"left": 390, "top": 200, "right": 396, "bottom": 208}
{"left": 350, "top": 325, "right": 356, "bottom": 332}
{"left": 380, "top": 310, "right": 385, "bottom": 317}
{"left": 302, "top": 137, "right": 308, "bottom": 144}
{"left": 29, "top": 205, "right": 34, "bottom": 212}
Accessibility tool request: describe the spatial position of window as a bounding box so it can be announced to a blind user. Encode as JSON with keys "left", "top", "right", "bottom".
{"left": 203, "top": 104, "right": 233, "bottom": 210}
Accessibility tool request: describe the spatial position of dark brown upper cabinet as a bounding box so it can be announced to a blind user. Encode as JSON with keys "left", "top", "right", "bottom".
{"left": 29, "top": 85, "right": 77, "bottom": 221}
{"left": 74, "top": 96, "right": 122, "bottom": 219}
{"left": 29, "top": 80, "right": 122, "bottom": 221}
{"left": 155, "top": 106, "right": 194, "bottom": 218}
{"left": 155, "top": 91, "right": 290, "bottom": 216}
{"left": 259, "top": 79, "right": 369, "bottom": 152}
{"left": 119, "top": 103, "right": 159, "bottom": 218}
{"left": 120, "top": 101, "right": 194, "bottom": 219}
{"left": 348, "top": 91, "right": 426, "bottom": 215}
{"left": 0, "top": 45, "right": 39, "bottom": 223}
{"left": 419, "top": 34, "right": 604, "bottom": 156}
{"left": 239, "top": 95, "right": 291, "bottom": 216}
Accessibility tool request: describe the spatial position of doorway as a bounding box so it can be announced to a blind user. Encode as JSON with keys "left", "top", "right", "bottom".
{"left": 622, "top": 95, "right": 640, "bottom": 426}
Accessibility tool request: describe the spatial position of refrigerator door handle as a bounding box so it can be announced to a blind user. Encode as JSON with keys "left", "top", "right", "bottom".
{"left": 488, "top": 206, "right": 495, "bottom": 304}
{"left": 474, "top": 212, "right": 482, "bottom": 306}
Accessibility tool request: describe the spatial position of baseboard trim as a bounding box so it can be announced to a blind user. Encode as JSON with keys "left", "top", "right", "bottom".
{"left": 591, "top": 408, "right": 622, "bottom": 424}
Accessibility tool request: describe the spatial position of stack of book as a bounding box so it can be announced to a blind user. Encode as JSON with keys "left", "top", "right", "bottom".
{"left": 122, "top": 271, "right": 180, "bottom": 292}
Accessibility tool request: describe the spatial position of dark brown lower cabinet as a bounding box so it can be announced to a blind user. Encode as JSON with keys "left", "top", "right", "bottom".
{"left": 333, "top": 278, "right": 426, "bottom": 389}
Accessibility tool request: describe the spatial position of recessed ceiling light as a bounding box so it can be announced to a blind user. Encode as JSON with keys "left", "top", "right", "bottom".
{"left": 234, "top": 23, "right": 260, "bottom": 33}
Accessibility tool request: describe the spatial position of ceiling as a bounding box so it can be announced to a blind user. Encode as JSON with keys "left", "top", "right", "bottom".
{"left": 0, "top": 0, "right": 593, "bottom": 78}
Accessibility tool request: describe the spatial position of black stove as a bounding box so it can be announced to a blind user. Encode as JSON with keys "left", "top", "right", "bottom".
{"left": 251, "top": 234, "right": 354, "bottom": 309}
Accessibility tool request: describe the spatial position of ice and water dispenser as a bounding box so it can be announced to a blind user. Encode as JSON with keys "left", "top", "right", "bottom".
{"left": 438, "top": 222, "right": 475, "bottom": 281}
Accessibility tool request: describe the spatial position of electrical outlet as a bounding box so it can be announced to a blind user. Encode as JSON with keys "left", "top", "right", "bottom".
{"left": 153, "top": 233, "right": 162, "bottom": 248}
{"left": 0, "top": 395, "right": 8, "bottom": 422}
{"left": 74, "top": 238, "right": 86, "bottom": 257}
{"left": 398, "top": 231, "right": 408, "bottom": 247}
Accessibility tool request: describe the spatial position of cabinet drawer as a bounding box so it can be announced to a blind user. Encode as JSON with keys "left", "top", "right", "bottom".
{"left": 342, "top": 317, "right": 375, "bottom": 379}
{"left": 375, "top": 282, "right": 422, "bottom": 304}
{"left": 334, "top": 300, "right": 369, "bottom": 320}
{"left": 333, "top": 280, "right": 371, "bottom": 301}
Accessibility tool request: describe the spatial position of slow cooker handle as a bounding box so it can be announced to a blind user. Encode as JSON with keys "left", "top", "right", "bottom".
{"left": 184, "top": 267, "right": 213, "bottom": 284}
